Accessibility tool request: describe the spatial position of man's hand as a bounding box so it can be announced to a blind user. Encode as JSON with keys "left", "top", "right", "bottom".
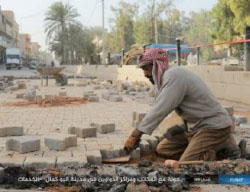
{"left": 124, "top": 129, "right": 143, "bottom": 154}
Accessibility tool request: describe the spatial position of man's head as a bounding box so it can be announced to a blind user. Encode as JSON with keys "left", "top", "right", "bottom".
{"left": 139, "top": 48, "right": 169, "bottom": 87}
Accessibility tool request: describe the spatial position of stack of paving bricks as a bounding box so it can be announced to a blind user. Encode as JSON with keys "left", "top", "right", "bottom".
{"left": 101, "top": 91, "right": 123, "bottom": 102}
{"left": 83, "top": 91, "right": 99, "bottom": 102}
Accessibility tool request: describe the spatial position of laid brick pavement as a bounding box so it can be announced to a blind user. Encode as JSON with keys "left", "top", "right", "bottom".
{"left": 0, "top": 79, "right": 162, "bottom": 168}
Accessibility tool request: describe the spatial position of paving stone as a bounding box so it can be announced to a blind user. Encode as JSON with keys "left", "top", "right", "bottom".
{"left": 100, "top": 148, "right": 114, "bottom": 159}
{"left": 135, "top": 112, "right": 146, "bottom": 122}
{"left": 43, "top": 150, "right": 72, "bottom": 157}
{"left": 44, "top": 134, "right": 77, "bottom": 151}
{"left": 44, "top": 94, "right": 54, "bottom": 99}
{"left": 113, "top": 145, "right": 126, "bottom": 157}
{"left": 33, "top": 85, "right": 39, "bottom": 89}
{"left": 24, "top": 157, "right": 56, "bottom": 168}
{"left": 234, "top": 115, "right": 248, "bottom": 125}
{"left": 68, "top": 126, "right": 97, "bottom": 138}
{"left": 58, "top": 91, "right": 67, "bottom": 97}
{"left": 36, "top": 95, "right": 43, "bottom": 100}
{"left": 141, "top": 135, "right": 158, "bottom": 149}
{"left": 17, "top": 81, "right": 26, "bottom": 89}
{"left": 88, "top": 96, "right": 99, "bottom": 102}
{"left": 24, "top": 94, "right": 35, "bottom": 101}
{"left": 85, "top": 142, "right": 100, "bottom": 151}
{"left": 74, "top": 150, "right": 102, "bottom": 165}
{"left": 139, "top": 140, "right": 150, "bottom": 153}
{"left": 0, "top": 127, "right": 23, "bottom": 137}
{"left": 56, "top": 156, "right": 88, "bottom": 168}
{"left": 109, "top": 95, "right": 123, "bottom": 102}
{"left": 0, "top": 157, "right": 26, "bottom": 167}
{"left": 83, "top": 92, "right": 97, "bottom": 99}
{"left": 223, "top": 106, "right": 234, "bottom": 116}
{"left": 132, "top": 112, "right": 137, "bottom": 122}
{"left": 131, "top": 148, "right": 141, "bottom": 160}
{"left": 132, "top": 120, "right": 140, "bottom": 129}
{"left": 10, "top": 85, "right": 18, "bottom": 91}
{"left": 101, "top": 93, "right": 110, "bottom": 100}
{"left": 16, "top": 93, "right": 24, "bottom": 99}
{"left": 94, "top": 123, "right": 115, "bottom": 134}
{"left": 239, "top": 124, "right": 250, "bottom": 129}
{"left": 6, "top": 136, "right": 40, "bottom": 153}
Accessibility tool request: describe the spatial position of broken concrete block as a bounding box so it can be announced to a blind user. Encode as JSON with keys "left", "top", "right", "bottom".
{"left": 94, "top": 123, "right": 115, "bottom": 134}
{"left": 24, "top": 157, "right": 56, "bottom": 168}
{"left": 223, "top": 106, "right": 234, "bottom": 116}
{"left": 44, "top": 134, "right": 77, "bottom": 151}
{"left": 239, "top": 124, "right": 250, "bottom": 129}
{"left": 139, "top": 140, "right": 150, "bottom": 153}
{"left": 16, "top": 93, "right": 24, "bottom": 99}
{"left": 109, "top": 95, "right": 123, "bottom": 102}
{"left": 0, "top": 127, "right": 23, "bottom": 137}
{"left": 56, "top": 156, "right": 88, "bottom": 168}
{"left": 131, "top": 148, "right": 140, "bottom": 160}
{"left": 234, "top": 115, "right": 248, "bottom": 125}
{"left": 88, "top": 96, "right": 99, "bottom": 102}
{"left": 6, "top": 136, "right": 40, "bottom": 153}
{"left": 58, "top": 91, "right": 67, "bottom": 97}
{"left": 68, "top": 126, "right": 97, "bottom": 138}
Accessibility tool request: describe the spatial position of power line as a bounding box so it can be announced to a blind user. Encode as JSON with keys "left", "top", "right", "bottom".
{"left": 87, "top": 0, "right": 99, "bottom": 24}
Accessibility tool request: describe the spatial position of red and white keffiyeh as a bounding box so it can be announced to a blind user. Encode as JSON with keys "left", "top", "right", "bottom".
{"left": 139, "top": 48, "right": 169, "bottom": 89}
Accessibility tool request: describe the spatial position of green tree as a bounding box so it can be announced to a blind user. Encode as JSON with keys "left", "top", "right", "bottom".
{"left": 108, "top": 1, "right": 137, "bottom": 52}
{"left": 44, "top": 2, "right": 80, "bottom": 64}
{"left": 227, "top": 0, "right": 250, "bottom": 34}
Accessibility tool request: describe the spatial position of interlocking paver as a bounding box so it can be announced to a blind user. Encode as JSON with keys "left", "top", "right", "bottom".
{"left": 44, "top": 134, "right": 77, "bottom": 151}
{"left": 6, "top": 136, "right": 40, "bottom": 153}
{"left": 24, "top": 157, "right": 56, "bottom": 168}
{"left": 0, "top": 157, "right": 26, "bottom": 167}
{"left": 56, "top": 156, "right": 88, "bottom": 168}
{"left": 68, "top": 126, "right": 97, "bottom": 138}
{"left": 0, "top": 127, "right": 23, "bottom": 137}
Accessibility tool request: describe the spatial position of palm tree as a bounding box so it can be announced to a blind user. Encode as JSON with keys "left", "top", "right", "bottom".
{"left": 44, "top": 2, "right": 80, "bottom": 64}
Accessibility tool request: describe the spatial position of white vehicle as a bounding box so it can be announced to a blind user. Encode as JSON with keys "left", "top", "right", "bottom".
{"left": 5, "top": 48, "right": 22, "bottom": 70}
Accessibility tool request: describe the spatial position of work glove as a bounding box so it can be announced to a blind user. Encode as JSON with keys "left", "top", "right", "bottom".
{"left": 124, "top": 129, "right": 143, "bottom": 154}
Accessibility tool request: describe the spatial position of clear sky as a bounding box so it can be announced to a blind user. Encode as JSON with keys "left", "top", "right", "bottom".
{"left": 0, "top": 0, "right": 218, "bottom": 51}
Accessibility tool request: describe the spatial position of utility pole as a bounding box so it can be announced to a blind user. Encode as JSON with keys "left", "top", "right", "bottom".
{"left": 152, "top": 0, "right": 158, "bottom": 43}
{"left": 244, "top": 26, "right": 250, "bottom": 71}
{"left": 102, "top": 0, "right": 105, "bottom": 64}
